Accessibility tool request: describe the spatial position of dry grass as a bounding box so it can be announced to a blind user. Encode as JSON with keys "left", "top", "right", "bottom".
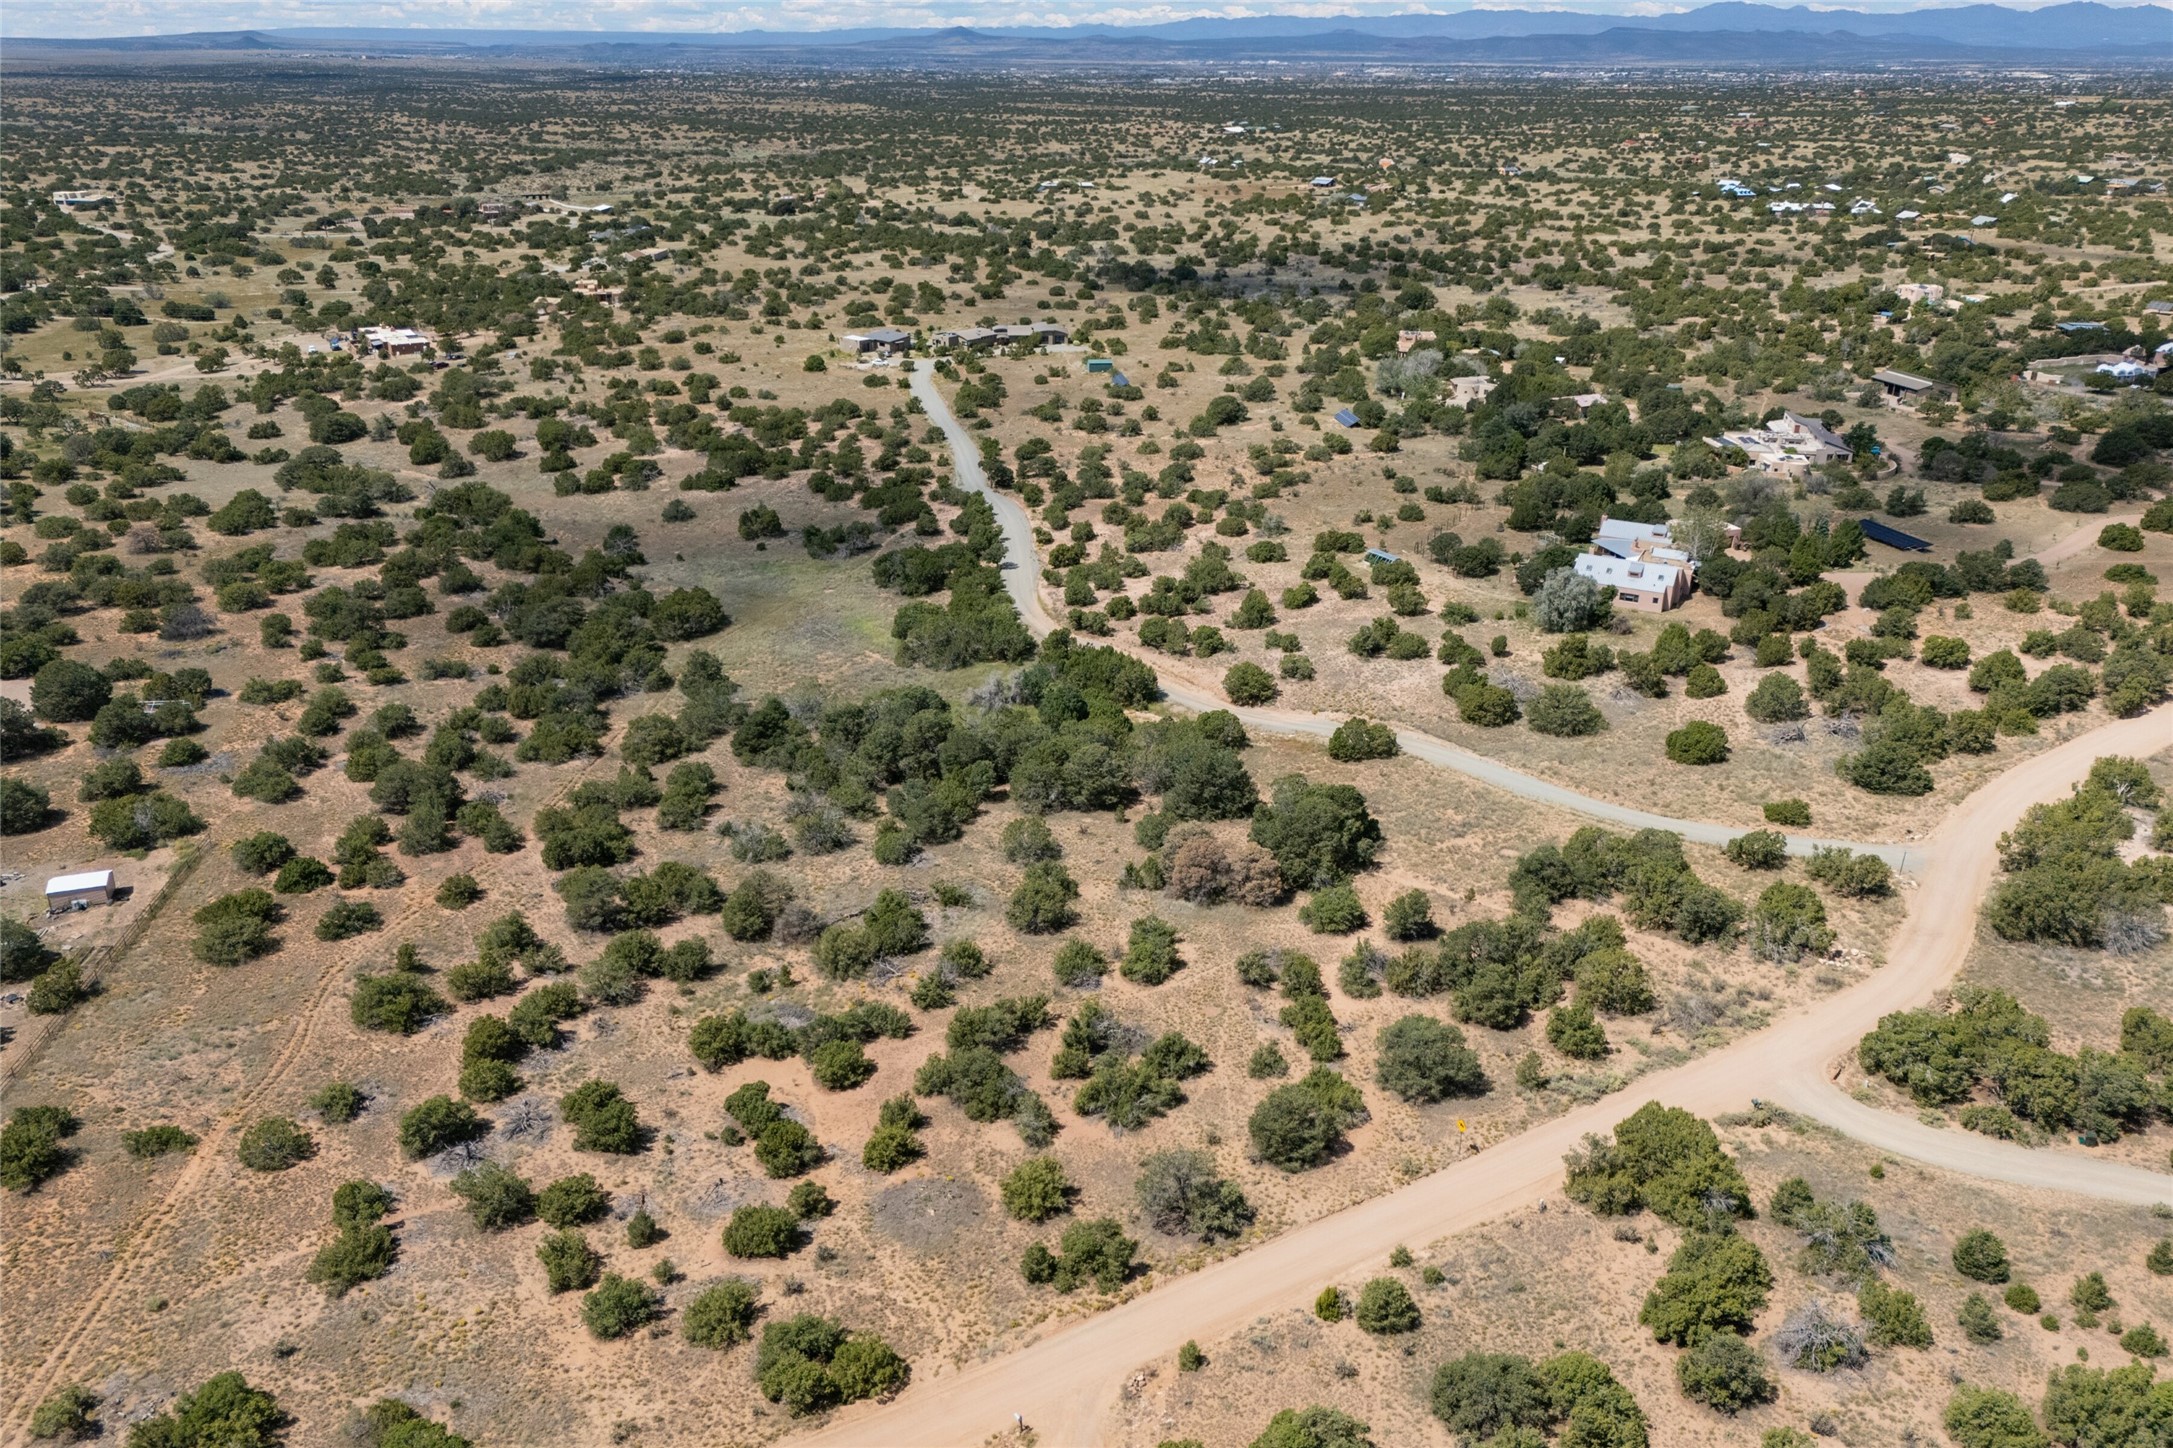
{"left": 1111, "top": 1116, "right": 2173, "bottom": 1447}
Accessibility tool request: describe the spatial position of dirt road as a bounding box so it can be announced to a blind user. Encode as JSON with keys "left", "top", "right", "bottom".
{"left": 2028, "top": 507, "right": 2146, "bottom": 570}
{"left": 818, "top": 368, "right": 2173, "bottom": 1448}
{"left": 909, "top": 366, "right": 1908, "bottom": 863}
{"left": 793, "top": 702, "right": 2170, "bottom": 1448}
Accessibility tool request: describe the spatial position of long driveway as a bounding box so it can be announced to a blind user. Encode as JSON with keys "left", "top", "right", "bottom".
{"left": 909, "top": 366, "right": 1910, "bottom": 860}
{"left": 845, "top": 365, "right": 2173, "bottom": 1448}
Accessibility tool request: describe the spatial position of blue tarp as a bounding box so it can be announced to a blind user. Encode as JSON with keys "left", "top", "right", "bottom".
{"left": 1333, "top": 408, "right": 1361, "bottom": 428}
{"left": 1109, "top": 373, "right": 1129, "bottom": 388}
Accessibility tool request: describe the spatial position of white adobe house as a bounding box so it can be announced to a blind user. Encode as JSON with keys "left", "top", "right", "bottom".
{"left": 1573, "top": 515, "right": 1742, "bottom": 613}
{"left": 360, "top": 325, "right": 432, "bottom": 357}
{"left": 1706, "top": 412, "right": 1851, "bottom": 476}
{"left": 1573, "top": 553, "right": 1691, "bottom": 613}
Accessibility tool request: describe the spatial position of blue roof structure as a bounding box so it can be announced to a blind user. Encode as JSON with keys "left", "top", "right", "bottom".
{"left": 1333, "top": 408, "right": 1361, "bottom": 428}
{"left": 1109, "top": 373, "right": 1129, "bottom": 388}
{"left": 1857, "top": 517, "right": 1931, "bottom": 552}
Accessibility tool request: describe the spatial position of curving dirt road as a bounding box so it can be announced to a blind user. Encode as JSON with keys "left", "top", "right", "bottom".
{"left": 2027, "top": 508, "right": 2146, "bottom": 571}
{"left": 909, "top": 367, "right": 1909, "bottom": 862}
{"left": 810, "top": 368, "right": 2173, "bottom": 1448}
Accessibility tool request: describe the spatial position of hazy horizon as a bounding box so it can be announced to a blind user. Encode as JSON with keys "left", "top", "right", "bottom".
{"left": 5, "top": 0, "right": 2168, "bottom": 42}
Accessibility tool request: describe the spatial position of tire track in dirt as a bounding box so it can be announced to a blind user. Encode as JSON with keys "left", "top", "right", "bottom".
{"left": 5, "top": 738, "right": 621, "bottom": 1432}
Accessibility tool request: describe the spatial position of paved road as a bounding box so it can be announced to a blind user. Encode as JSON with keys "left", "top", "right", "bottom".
{"left": 805, "top": 369, "right": 2173, "bottom": 1448}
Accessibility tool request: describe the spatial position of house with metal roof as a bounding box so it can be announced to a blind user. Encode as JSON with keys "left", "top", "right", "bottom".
{"left": 45, "top": 869, "right": 116, "bottom": 911}
{"left": 1872, "top": 369, "right": 1939, "bottom": 399}
{"left": 1572, "top": 553, "right": 1691, "bottom": 613}
{"left": 842, "top": 326, "right": 912, "bottom": 357}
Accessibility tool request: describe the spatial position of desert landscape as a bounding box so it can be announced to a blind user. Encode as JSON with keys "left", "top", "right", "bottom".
{"left": 0, "top": 20, "right": 2169, "bottom": 1448}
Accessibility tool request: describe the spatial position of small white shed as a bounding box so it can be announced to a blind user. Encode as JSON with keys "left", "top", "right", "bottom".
{"left": 45, "top": 870, "right": 116, "bottom": 909}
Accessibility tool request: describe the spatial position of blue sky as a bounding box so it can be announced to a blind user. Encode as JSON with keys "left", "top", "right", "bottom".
{"left": 3, "top": 0, "right": 2161, "bottom": 36}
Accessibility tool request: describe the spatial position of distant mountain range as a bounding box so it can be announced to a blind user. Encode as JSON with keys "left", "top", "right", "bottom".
{"left": 8, "top": 2, "right": 2168, "bottom": 63}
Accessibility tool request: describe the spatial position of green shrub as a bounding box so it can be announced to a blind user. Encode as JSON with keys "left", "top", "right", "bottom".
{"left": 1001, "top": 1156, "right": 1072, "bottom": 1222}
{"left": 1428, "top": 1352, "right": 1550, "bottom": 1438}
{"left": 754, "top": 1314, "right": 909, "bottom": 1415}
{"left": 125, "top": 1374, "right": 284, "bottom": 1448}
{"left": 1640, "top": 1231, "right": 1773, "bottom": 1345}
{"left": 1121, "top": 914, "right": 1185, "bottom": 984}
{"left": 1, "top": 1105, "right": 80, "bottom": 1192}
{"left": 1665, "top": 721, "right": 1730, "bottom": 765}
{"left": 236, "top": 1116, "right": 314, "bottom": 1172}
{"left": 1326, "top": 717, "right": 1399, "bottom": 761}
{"left": 1943, "top": 1385, "right": 2048, "bottom": 1448}
{"left": 1527, "top": 684, "right": 1608, "bottom": 736}
{"left": 560, "top": 1079, "right": 644, "bottom": 1153}
{"left": 1134, "top": 1148, "right": 1253, "bottom": 1242}
{"left": 1007, "top": 861, "right": 1080, "bottom": 934}
{"left": 449, "top": 1162, "right": 534, "bottom": 1231}
{"left": 537, "top": 1173, "right": 611, "bottom": 1228}
{"left": 315, "top": 899, "right": 383, "bottom": 941}
{"left": 1723, "top": 830, "right": 1788, "bottom": 870}
{"left": 399, "top": 1095, "right": 485, "bottom": 1159}
{"left": 122, "top": 1125, "right": 198, "bottom": 1159}
{"left": 1375, "top": 1015, "right": 1487, "bottom": 1101}
{"left": 1249, "top": 1068, "right": 1367, "bottom": 1171}
{"left": 1353, "top": 1277, "right": 1420, "bottom": 1335}
{"left": 307, "top": 1224, "right": 395, "bottom": 1297}
{"left": 1564, "top": 1103, "right": 1751, "bottom": 1227}
{"left": 350, "top": 969, "right": 446, "bottom": 1034}
{"left": 1859, "top": 1279, "right": 1933, "bottom": 1347}
{"left": 723, "top": 1204, "right": 802, "bottom": 1258}
{"left": 1021, "top": 1216, "right": 1138, "bottom": 1293}
{"left": 311, "top": 1081, "right": 365, "bottom": 1124}
{"left": 581, "top": 1272, "right": 660, "bottom": 1338}
{"left": 28, "top": 1383, "right": 100, "bottom": 1441}
{"left": 1953, "top": 1229, "right": 2011, "bottom": 1283}
{"left": 1959, "top": 1292, "right": 2004, "bottom": 1344}
{"left": 1224, "top": 662, "right": 1278, "bottom": 705}
{"left": 1298, "top": 885, "right": 1366, "bottom": 934}
{"left": 683, "top": 1279, "right": 761, "bottom": 1349}
{"left": 1675, "top": 1332, "right": 1774, "bottom": 1414}
{"left": 1546, "top": 1001, "right": 1610, "bottom": 1059}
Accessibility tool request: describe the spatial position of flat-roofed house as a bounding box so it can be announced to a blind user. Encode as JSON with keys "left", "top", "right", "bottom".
{"left": 841, "top": 326, "right": 912, "bottom": 357}
{"left": 1769, "top": 411, "right": 1853, "bottom": 461}
{"left": 360, "top": 325, "right": 432, "bottom": 357}
{"left": 1573, "top": 553, "right": 1691, "bottom": 613}
{"left": 928, "top": 323, "right": 1066, "bottom": 351}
